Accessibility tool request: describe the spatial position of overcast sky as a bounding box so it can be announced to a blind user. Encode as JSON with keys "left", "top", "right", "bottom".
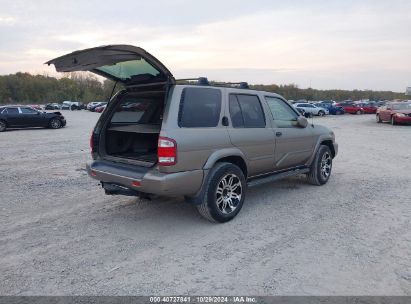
{"left": 0, "top": 0, "right": 410, "bottom": 91}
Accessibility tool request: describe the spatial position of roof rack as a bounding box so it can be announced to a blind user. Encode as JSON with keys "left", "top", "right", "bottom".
{"left": 175, "top": 77, "right": 250, "bottom": 89}
{"left": 176, "top": 77, "right": 209, "bottom": 85}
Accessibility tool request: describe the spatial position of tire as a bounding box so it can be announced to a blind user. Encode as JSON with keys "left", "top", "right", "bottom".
{"left": 197, "top": 162, "right": 246, "bottom": 223}
{"left": 318, "top": 110, "right": 325, "bottom": 117}
{"left": 0, "top": 120, "right": 6, "bottom": 132}
{"left": 391, "top": 116, "right": 396, "bottom": 125}
{"left": 49, "top": 118, "right": 62, "bottom": 129}
{"left": 356, "top": 110, "right": 362, "bottom": 115}
{"left": 376, "top": 114, "right": 382, "bottom": 123}
{"left": 307, "top": 145, "right": 333, "bottom": 186}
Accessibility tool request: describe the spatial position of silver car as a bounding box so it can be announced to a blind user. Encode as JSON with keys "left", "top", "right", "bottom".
{"left": 47, "top": 45, "right": 338, "bottom": 223}
{"left": 294, "top": 103, "right": 329, "bottom": 116}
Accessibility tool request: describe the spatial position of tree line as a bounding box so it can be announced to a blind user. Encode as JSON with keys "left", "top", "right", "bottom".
{"left": 0, "top": 72, "right": 406, "bottom": 105}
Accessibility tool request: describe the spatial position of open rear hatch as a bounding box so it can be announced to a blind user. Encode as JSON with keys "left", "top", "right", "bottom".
{"left": 46, "top": 44, "right": 175, "bottom": 86}
{"left": 47, "top": 45, "right": 175, "bottom": 166}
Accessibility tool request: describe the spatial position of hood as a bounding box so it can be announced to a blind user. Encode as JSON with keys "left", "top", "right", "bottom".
{"left": 46, "top": 45, "right": 175, "bottom": 86}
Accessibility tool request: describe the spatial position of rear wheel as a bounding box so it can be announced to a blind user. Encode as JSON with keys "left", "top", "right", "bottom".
{"left": 356, "top": 110, "right": 362, "bottom": 115}
{"left": 0, "top": 120, "right": 6, "bottom": 132}
{"left": 307, "top": 145, "right": 332, "bottom": 185}
{"left": 197, "top": 162, "right": 246, "bottom": 223}
{"left": 49, "top": 118, "right": 62, "bottom": 129}
{"left": 318, "top": 110, "right": 325, "bottom": 116}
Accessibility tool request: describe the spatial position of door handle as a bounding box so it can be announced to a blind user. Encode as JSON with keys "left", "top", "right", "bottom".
{"left": 276, "top": 132, "right": 282, "bottom": 137}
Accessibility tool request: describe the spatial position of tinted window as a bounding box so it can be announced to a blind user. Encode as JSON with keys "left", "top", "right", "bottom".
{"left": 229, "top": 95, "right": 244, "bottom": 127}
{"left": 229, "top": 94, "right": 265, "bottom": 128}
{"left": 6, "top": 108, "right": 19, "bottom": 114}
{"left": 265, "top": 97, "right": 298, "bottom": 128}
{"left": 179, "top": 88, "right": 221, "bottom": 128}
{"left": 20, "top": 108, "right": 38, "bottom": 114}
{"left": 111, "top": 93, "right": 164, "bottom": 124}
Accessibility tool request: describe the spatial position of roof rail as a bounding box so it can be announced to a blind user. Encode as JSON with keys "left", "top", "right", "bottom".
{"left": 175, "top": 78, "right": 250, "bottom": 89}
{"left": 176, "top": 77, "right": 209, "bottom": 85}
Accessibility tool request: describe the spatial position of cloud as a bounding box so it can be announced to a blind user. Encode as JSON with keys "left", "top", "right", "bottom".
{"left": 0, "top": 0, "right": 410, "bottom": 91}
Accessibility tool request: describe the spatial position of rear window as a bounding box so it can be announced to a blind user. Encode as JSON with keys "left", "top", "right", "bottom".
{"left": 178, "top": 88, "right": 222, "bottom": 128}
{"left": 111, "top": 94, "right": 164, "bottom": 124}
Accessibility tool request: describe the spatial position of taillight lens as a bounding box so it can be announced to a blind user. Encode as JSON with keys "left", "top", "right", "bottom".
{"left": 158, "top": 137, "right": 177, "bottom": 166}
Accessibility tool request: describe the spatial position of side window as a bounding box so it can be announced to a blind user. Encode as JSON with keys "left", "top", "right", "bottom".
{"left": 179, "top": 88, "right": 222, "bottom": 128}
{"left": 20, "top": 107, "right": 38, "bottom": 114}
{"left": 229, "top": 95, "right": 244, "bottom": 128}
{"left": 229, "top": 94, "right": 265, "bottom": 128}
{"left": 265, "top": 96, "right": 299, "bottom": 128}
{"left": 6, "top": 107, "right": 19, "bottom": 114}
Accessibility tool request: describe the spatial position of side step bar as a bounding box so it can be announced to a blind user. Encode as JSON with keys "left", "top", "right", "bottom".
{"left": 247, "top": 167, "right": 310, "bottom": 188}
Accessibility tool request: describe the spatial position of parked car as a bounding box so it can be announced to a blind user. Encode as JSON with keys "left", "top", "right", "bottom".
{"left": 61, "top": 101, "right": 81, "bottom": 110}
{"left": 0, "top": 106, "right": 66, "bottom": 131}
{"left": 29, "top": 105, "right": 43, "bottom": 111}
{"left": 294, "top": 103, "right": 329, "bottom": 116}
{"left": 87, "top": 101, "right": 106, "bottom": 111}
{"left": 317, "top": 103, "right": 345, "bottom": 115}
{"left": 358, "top": 102, "right": 377, "bottom": 114}
{"left": 45, "top": 103, "right": 61, "bottom": 110}
{"left": 335, "top": 102, "right": 364, "bottom": 114}
{"left": 47, "top": 44, "right": 338, "bottom": 223}
{"left": 95, "top": 104, "right": 107, "bottom": 113}
{"left": 376, "top": 102, "right": 411, "bottom": 125}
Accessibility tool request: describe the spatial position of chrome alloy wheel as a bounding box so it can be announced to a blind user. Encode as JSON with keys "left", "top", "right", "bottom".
{"left": 215, "top": 173, "right": 242, "bottom": 214}
{"left": 320, "top": 152, "right": 332, "bottom": 179}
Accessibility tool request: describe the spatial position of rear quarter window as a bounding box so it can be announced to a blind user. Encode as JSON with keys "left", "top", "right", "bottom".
{"left": 178, "top": 87, "right": 222, "bottom": 128}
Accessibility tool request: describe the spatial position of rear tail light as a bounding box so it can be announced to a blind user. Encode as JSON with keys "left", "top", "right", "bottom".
{"left": 158, "top": 137, "right": 177, "bottom": 166}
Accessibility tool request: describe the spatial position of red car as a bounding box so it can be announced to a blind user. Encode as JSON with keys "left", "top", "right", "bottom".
{"left": 335, "top": 102, "right": 364, "bottom": 114}
{"left": 358, "top": 102, "right": 377, "bottom": 114}
{"left": 376, "top": 102, "right": 411, "bottom": 125}
{"left": 95, "top": 105, "right": 107, "bottom": 113}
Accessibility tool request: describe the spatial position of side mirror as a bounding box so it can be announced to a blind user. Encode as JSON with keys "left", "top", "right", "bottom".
{"left": 297, "top": 116, "right": 308, "bottom": 128}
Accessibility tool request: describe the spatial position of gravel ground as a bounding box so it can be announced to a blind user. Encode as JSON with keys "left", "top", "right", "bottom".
{"left": 0, "top": 111, "right": 410, "bottom": 296}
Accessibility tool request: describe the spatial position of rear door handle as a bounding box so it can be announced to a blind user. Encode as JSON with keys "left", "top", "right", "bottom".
{"left": 276, "top": 132, "right": 282, "bottom": 137}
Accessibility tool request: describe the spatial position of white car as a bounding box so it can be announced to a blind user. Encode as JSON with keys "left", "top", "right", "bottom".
{"left": 294, "top": 103, "right": 329, "bottom": 116}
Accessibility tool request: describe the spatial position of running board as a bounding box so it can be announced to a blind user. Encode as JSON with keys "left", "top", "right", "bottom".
{"left": 247, "top": 167, "right": 310, "bottom": 187}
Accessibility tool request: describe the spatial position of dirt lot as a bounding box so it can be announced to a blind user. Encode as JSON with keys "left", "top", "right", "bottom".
{"left": 0, "top": 111, "right": 410, "bottom": 295}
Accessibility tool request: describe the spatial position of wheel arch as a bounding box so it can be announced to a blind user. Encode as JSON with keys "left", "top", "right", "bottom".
{"left": 203, "top": 148, "right": 248, "bottom": 178}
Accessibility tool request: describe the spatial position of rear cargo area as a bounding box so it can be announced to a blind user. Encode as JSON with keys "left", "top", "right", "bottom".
{"left": 104, "top": 90, "right": 165, "bottom": 165}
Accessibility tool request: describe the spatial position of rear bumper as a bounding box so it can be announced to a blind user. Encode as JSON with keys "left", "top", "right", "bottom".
{"left": 86, "top": 160, "right": 204, "bottom": 196}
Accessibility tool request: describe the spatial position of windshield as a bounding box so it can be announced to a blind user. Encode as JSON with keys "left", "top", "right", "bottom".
{"left": 96, "top": 59, "right": 160, "bottom": 82}
{"left": 392, "top": 103, "right": 411, "bottom": 110}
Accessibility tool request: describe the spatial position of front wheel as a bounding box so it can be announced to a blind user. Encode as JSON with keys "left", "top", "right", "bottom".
{"left": 376, "top": 114, "right": 382, "bottom": 123}
{"left": 318, "top": 110, "right": 325, "bottom": 117}
{"left": 49, "top": 118, "right": 62, "bottom": 129}
{"left": 307, "top": 145, "right": 333, "bottom": 185}
{"left": 356, "top": 110, "right": 362, "bottom": 115}
{"left": 197, "top": 162, "right": 246, "bottom": 223}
